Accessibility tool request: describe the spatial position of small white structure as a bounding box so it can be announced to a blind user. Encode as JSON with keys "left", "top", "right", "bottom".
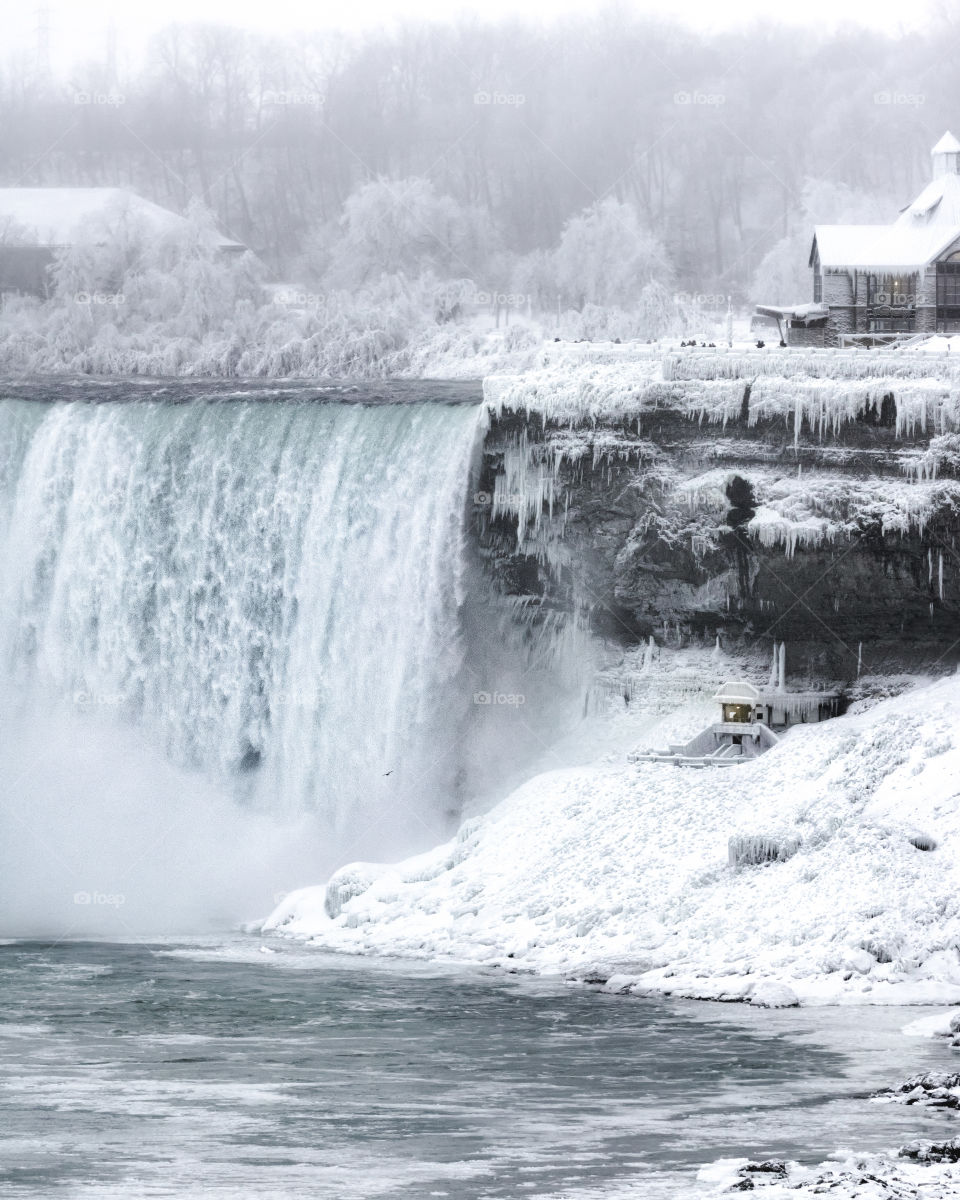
{"left": 715, "top": 680, "right": 761, "bottom": 725}
{"left": 629, "top": 671, "right": 842, "bottom": 769}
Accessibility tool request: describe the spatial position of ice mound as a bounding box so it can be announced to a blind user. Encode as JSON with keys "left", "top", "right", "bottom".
{"left": 263, "top": 676, "right": 960, "bottom": 1006}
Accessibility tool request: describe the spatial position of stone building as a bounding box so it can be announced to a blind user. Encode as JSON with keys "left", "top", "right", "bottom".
{"left": 809, "top": 132, "right": 960, "bottom": 346}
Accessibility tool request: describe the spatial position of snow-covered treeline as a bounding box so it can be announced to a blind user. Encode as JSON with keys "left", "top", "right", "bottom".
{"left": 0, "top": 194, "right": 698, "bottom": 377}
{"left": 7, "top": 18, "right": 954, "bottom": 301}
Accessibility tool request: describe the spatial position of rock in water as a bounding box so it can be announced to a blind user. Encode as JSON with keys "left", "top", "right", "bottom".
{"left": 749, "top": 981, "right": 799, "bottom": 1008}
{"left": 900, "top": 1136, "right": 960, "bottom": 1162}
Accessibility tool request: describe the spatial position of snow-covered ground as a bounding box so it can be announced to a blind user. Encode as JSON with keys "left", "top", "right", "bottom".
{"left": 260, "top": 669, "right": 960, "bottom": 1009}
{"left": 482, "top": 343, "right": 960, "bottom": 438}
{"left": 698, "top": 1152, "right": 960, "bottom": 1198}
{"left": 259, "top": 666, "right": 960, "bottom": 1194}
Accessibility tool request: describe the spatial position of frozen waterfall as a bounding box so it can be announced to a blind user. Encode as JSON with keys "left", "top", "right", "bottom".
{"left": 0, "top": 395, "right": 484, "bottom": 879}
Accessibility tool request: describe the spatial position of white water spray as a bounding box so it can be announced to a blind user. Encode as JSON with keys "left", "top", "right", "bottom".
{"left": 0, "top": 395, "right": 490, "bottom": 932}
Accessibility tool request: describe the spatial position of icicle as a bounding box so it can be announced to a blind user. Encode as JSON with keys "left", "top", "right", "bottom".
{"left": 777, "top": 642, "right": 786, "bottom": 693}
{"left": 768, "top": 645, "right": 778, "bottom": 688}
{"left": 928, "top": 547, "right": 933, "bottom": 585}
{"left": 930, "top": 602, "right": 935, "bottom": 620}
{"left": 940, "top": 550, "right": 945, "bottom": 600}
{"left": 857, "top": 642, "right": 862, "bottom": 678}
{"left": 641, "top": 633, "right": 656, "bottom": 675}
{"left": 712, "top": 634, "right": 722, "bottom": 657}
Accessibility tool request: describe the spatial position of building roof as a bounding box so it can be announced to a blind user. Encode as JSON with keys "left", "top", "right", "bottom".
{"left": 755, "top": 302, "right": 828, "bottom": 324}
{"left": 811, "top": 222, "right": 960, "bottom": 273}
{"left": 810, "top": 133, "right": 960, "bottom": 274}
{"left": 0, "top": 187, "right": 244, "bottom": 250}
{"left": 896, "top": 170, "right": 960, "bottom": 230}
{"left": 932, "top": 131, "right": 960, "bottom": 155}
{"left": 713, "top": 681, "right": 761, "bottom": 704}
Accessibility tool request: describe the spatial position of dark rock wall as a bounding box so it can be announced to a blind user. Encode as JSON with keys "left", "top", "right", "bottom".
{"left": 475, "top": 400, "right": 960, "bottom": 682}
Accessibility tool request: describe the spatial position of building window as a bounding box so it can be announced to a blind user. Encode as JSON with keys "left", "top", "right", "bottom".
{"left": 813, "top": 271, "right": 822, "bottom": 302}
{"left": 937, "top": 260, "right": 960, "bottom": 320}
{"left": 869, "top": 316, "right": 915, "bottom": 332}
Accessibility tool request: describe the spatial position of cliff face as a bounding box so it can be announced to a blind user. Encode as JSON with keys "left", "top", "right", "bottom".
{"left": 475, "top": 374, "right": 960, "bottom": 681}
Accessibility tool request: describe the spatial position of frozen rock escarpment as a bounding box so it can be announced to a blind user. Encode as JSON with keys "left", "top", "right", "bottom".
{"left": 262, "top": 675, "right": 960, "bottom": 1006}
{"left": 476, "top": 352, "right": 960, "bottom": 674}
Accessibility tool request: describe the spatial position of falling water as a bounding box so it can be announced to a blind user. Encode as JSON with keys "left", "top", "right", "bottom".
{"left": 0, "top": 393, "right": 492, "bottom": 924}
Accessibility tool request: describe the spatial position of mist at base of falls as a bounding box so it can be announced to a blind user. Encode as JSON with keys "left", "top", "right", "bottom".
{"left": 0, "top": 386, "right": 593, "bottom": 937}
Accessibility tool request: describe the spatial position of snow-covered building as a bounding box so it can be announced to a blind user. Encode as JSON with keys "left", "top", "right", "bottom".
{"left": 629, "top": 675, "right": 842, "bottom": 768}
{"left": 0, "top": 187, "right": 246, "bottom": 297}
{"left": 809, "top": 132, "right": 960, "bottom": 346}
{"left": 715, "top": 679, "right": 842, "bottom": 730}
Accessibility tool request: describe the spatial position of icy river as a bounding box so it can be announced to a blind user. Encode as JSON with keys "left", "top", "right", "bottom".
{"left": 1, "top": 938, "right": 954, "bottom": 1199}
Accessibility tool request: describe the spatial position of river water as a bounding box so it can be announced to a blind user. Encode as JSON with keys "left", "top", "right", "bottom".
{"left": 1, "top": 938, "right": 954, "bottom": 1199}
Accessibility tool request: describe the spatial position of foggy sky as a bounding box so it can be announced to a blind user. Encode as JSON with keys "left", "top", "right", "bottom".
{"left": 6, "top": 0, "right": 945, "bottom": 78}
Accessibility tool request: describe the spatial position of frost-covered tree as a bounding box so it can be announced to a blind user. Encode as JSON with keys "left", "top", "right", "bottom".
{"left": 553, "top": 198, "right": 673, "bottom": 311}
{"left": 42, "top": 199, "right": 263, "bottom": 354}
{"left": 751, "top": 180, "right": 888, "bottom": 305}
{"left": 511, "top": 249, "right": 559, "bottom": 315}
{"left": 325, "top": 177, "right": 494, "bottom": 288}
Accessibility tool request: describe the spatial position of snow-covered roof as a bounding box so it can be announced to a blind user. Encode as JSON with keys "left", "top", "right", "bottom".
{"left": 811, "top": 134, "right": 960, "bottom": 273}
{"left": 714, "top": 681, "right": 761, "bottom": 704}
{"left": 812, "top": 222, "right": 960, "bottom": 272}
{"left": 931, "top": 131, "right": 960, "bottom": 156}
{"left": 755, "top": 303, "right": 828, "bottom": 323}
{"left": 0, "top": 187, "right": 243, "bottom": 250}
{"left": 897, "top": 171, "right": 960, "bottom": 230}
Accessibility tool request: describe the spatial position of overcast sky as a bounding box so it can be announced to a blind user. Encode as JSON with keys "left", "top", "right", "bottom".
{"left": 5, "top": 0, "right": 945, "bottom": 78}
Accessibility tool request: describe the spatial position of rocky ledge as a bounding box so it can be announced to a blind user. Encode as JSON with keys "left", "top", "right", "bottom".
{"left": 476, "top": 351, "right": 960, "bottom": 680}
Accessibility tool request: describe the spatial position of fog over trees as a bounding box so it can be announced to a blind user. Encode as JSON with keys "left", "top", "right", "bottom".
{"left": 0, "top": 12, "right": 958, "bottom": 375}
{"left": 3, "top": 15, "right": 958, "bottom": 299}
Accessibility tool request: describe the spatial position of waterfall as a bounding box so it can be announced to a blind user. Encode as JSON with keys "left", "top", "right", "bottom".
{"left": 0, "top": 395, "right": 484, "bottom": 869}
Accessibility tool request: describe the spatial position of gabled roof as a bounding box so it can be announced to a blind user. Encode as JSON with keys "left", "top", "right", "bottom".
{"left": 932, "top": 131, "right": 960, "bottom": 155}
{"left": 809, "top": 133, "right": 960, "bottom": 274}
{"left": 0, "top": 187, "right": 243, "bottom": 250}
{"left": 896, "top": 170, "right": 960, "bottom": 230}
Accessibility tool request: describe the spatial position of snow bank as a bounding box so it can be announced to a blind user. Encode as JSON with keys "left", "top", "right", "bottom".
{"left": 916, "top": 335, "right": 960, "bottom": 354}
{"left": 697, "top": 1153, "right": 960, "bottom": 1197}
{"left": 261, "top": 675, "right": 960, "bottom": 1007}
{"left": 903, "top": 1010, "right": 959, "bottom": 1039}
{"left": 483, "top": 348, "right": 960, "bottom": 443}
{"left": 665, "top": 348, "right": 960, "bottom": 384}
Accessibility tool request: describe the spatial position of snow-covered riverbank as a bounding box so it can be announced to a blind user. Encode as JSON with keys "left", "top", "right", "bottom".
{"left": 699, "top": 1152, "right": 960, "bottom": 1198}
{"left": 260, "top": 671, "right": 960, "bottom": 1008}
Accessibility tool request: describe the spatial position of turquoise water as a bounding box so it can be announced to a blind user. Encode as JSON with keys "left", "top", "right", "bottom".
{"left": 0, "top": 938, "right": 954, "bottom": 1199}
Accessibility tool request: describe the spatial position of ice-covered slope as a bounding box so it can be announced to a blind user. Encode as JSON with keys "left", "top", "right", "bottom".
{"left": 262, "top": 674, "right": 960, "bottom": 1006}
